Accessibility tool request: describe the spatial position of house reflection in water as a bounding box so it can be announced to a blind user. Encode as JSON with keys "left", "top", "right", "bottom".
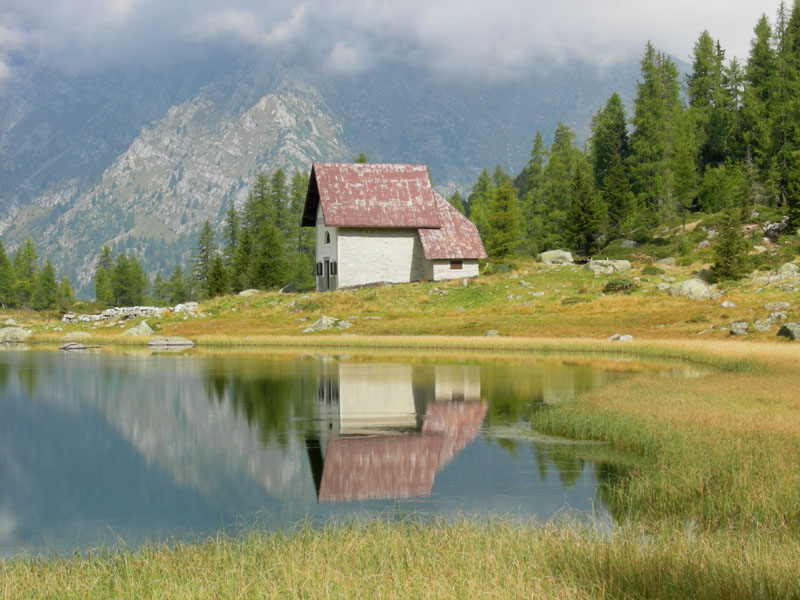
{"left": 306, "top": 364, "right": 487, "bottom": 502}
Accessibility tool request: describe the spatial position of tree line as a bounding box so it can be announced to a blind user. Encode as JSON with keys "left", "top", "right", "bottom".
{"left": 0, "top": 238, "right": 74, "bottom": 310}
{"left": 459, "top": 3, "right": 800, "bottom": 264}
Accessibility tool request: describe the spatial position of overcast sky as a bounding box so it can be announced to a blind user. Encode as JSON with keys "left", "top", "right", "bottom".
{"left": 0, "top": 0, "right": 786, "bottom": 87}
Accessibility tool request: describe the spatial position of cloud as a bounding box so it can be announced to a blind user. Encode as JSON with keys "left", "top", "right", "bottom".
{"left": 0, "top": 0, "right": 787, "bottom": 83}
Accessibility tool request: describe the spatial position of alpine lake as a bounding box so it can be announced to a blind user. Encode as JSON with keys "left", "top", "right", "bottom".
{"left": 0, "top": 346, "right": 700, "bottom": 556}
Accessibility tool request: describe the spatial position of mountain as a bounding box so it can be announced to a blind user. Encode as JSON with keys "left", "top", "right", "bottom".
{"left": 0, "top": 51, "right": 643, "bottom": 295}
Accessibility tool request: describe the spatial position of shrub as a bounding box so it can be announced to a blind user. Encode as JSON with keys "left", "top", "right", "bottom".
{"left": 603, "top": 278, "right": 637, "bottom": 294}
{"left": 642, "top": 265, "right": 664, "bottom": 276}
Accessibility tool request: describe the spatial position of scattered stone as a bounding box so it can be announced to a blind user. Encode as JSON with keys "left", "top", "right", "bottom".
{"left": 706, "top": 230, "right": 718, "bottom": 240}
{"left": 777, "top": 322, "right": 800, "bottom": 340}
{"left": 764, "top": 301, "right": 791, "bottom": 311}
{"left": 173, "top": 302, "right": 199, "bottom": 313}
{"left": 729, "top": 321, "right": 750, "bottom": 336}
{"left": 669, "top": 278, "right": 711, "bottom": 300}
{"left": 336, "top": 320, "right": 353, "bottom": 330}
{"left": 529, "top": 291, "right": 545, "bottom": 297}
{"left": 303, "top": 315, "right": 353, "bottom": 333}
{"left": 120, "top": 320, "right": 153, "bottom": 337}
{"left": 620, "top": 240, "right": 638, "bottom": 248}
{"left": 456, "top": 306, "right": 466, "bottom": 312}
{"left": 59, "top": 342, "right": 88, "bottom": 351}
{"left": 484, "top": 330, "right": 500, "bottom": 337}
{"left": 750, "top": 209, "right": 760, "bottom": 220}
{"left": 721, "top": 300, "right": 736, "bottom": 308}
{"left": 697, "top": 240, "right": 711, "bottom": 249}
{"left": 663, "top": 276, "right": 677, "bottom": 282}
{"left": 764, "top": 216, "right": 790, "bottom": 241}
{"left": 365, "top": 316, "right": 381, "bottom": 320}
{"left": 4, "top": 318, "right": 16, "bottom": 326}
{"left": 538, "top": 250, "right": 574, "bottom": 265}
{"left": 0, "top": 327, "right": 32, "bottom": 343}
{"left": 607, "top": 334, "right": 634, "bottom": 342}
{"left": 238, "top": 289, "right": 261, "bottom": 297}
{"left": 754, "top": 320, "right": 773, "bottom": 332}
{"left": 279, "top": 282, "right": 298, "bottom": 294}
{"left": 776, "top": 263, "right": 800, "bottom": 278}
{"left": 752, "top": 245, "right": 767, "bottom": 254}
{"left": 656, "top": 257, "right": 676, "bottom": 267}
{"left": 768, "top": 311, "right": 789, "bottom": 323}
{"left": 148, "top": 336, "right": 195, "bottom": 348}
{"left": 585, "top": 259, "right": 631, "bottom": 275}
{"left": 64, "top": 332, "right": 91, "bottom": 341}
{"left": 656, "top": 282, "right": 671, "bottom": 291}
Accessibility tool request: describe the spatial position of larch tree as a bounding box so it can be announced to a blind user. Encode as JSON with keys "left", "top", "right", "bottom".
{"left": 192, "top": 220, "right": 217, "bottom": 298}
{"left": 486, "top": 180, "right": 520, "bottom": 260}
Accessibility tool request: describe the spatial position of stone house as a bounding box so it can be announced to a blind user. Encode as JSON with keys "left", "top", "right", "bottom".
{"left": 301, "top": 162, "right": 486, "bottom": 292}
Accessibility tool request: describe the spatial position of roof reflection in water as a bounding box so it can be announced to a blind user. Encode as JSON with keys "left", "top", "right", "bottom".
{"left": 306, "top": 364, "right": 487, "bottom": 502}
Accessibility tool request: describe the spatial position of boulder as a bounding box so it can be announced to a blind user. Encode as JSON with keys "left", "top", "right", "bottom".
{"left": 607, "top": 334, "right": 634, "bottom": 342}
{"left": 721, "top": 300, "right": 736, "bottom": 308}
{"left": 656, "top": 282, "right": 671, "bottom": 291}
{"left": 303, "top": 316, "right": 343, "bottom": 333}
{"left": 120, "top": 320, "right": 153, "bottom": 337}
{"left": 0, "top": 327, "right": 32, "bottom": 343}
{"left": 754, "top": 320, "right": 773, "bottom": 332}
{"left": 669, "top": 278, "right": 711, "bottom": 300}
{"left": 279, "top": 282, "right": 298, "bottom": 294}
{"left": 764, "top": 217, "right": 789, "bottom": 241}
{"left": 336, "top": 320, "right": 353, "bottom": 330}
{"left": 60, "top": 342, "right": 88, "bottom": 351}
{"left": 584, "top": 259, "right": 631, "bottom": 275}
{"left": 148, "top": 336, "right": 195, "bottom": 348}
{"left": 776, "top": 263, "right": 800, "bottom": 278}
{"left": 173, "top": 302, "right": 199, "bottom": 312}
{"left": 484, "top": 330, "right": 500, "bottom": 337}
{"left": 729, "top": 321, "right": 749, "bottom": 336}
{"left": 768, "top": 311, "right": 789, "bottom": 323}
{"left": 752, "top": 245, "right": 767, "bottom": 254}
{"left": 777, "top": 322, "right": 800, "bottom": 340}
{"left": 538, "top": 250, "right": 574, "bottom": 265}
{"left": 656, "top": 257, "right": 676, "bottom": 267}
{"left": 764, "top": 301, "right": 791, "bottom": 311}
{"left": 620, "top": 240, "right": 638, "bottom": 248}
{"left": 697, "top": 240, "right": 711, "bottom": 249}
{"left": 4, "top": 318, "right": 16, "bottom": 326}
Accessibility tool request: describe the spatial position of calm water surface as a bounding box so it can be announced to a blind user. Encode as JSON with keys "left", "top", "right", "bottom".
{"left": 0, "top": 349, "right": 673, "bottom": 556}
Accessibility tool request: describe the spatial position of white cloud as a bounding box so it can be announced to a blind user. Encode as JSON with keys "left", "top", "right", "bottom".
{"left": 0, "top": 0, "right": 788, "bottom": 81}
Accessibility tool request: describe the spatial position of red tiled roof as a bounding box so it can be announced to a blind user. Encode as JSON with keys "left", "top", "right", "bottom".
{"left": 302, "top": 163, "right": 441, "bottom": 228}
{"left": 418, "top": 192, "right": 488, "bottom": 260}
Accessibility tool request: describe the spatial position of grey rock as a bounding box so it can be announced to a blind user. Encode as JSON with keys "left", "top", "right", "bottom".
{"left": 538, "top": 250, "right": 574, "bottom": 265}
{"left": 461, "top": 279, "right": 469, "bottom": 287}
{"left": 777, "top": 322, "right": 800, "bottom": 340}
{"left": 764, "top": 302, "right": 791, "bottom": 311}
{"left": 238, "top": 288, "right": 261, "bottom": 297}
{"left": 663, "top": 276, "right": 677, "bottom": 282}
{"left": 776, "top": 263, "right": 800, "bottom": 278}
{"left": 173, "top": 302, "right": 199, "bottom": 312}
{"left": 729, "top": 321, "right": 750, "bottom": 336}
{"left": 529, "top": 291, "right": 545, "bottom": 297}
{"left": 750, "top": 209, "right": 760, "bottom": 220}
{"left": 585, "top": 259, "right": 631, "bottom": 275}
{"left": 754, "top": 320, "right": 773, "bottom": 332}
{"left": 721, "top": 300, "right": 736, "bottom": 308}
{"left": 697, "top": 240, "right": 711, "bottom": 249}
{"left": 656, "top": 257, "right": 676, "bottom": 266}
{"left": 752, "top": 245, "right": 767, "bottom": 254}
{"left": 4, "top": 318, "right": 16, "bottom": 326}
{"left": 764, "top": 217, "right": 790, "bottom": 241}
{"left": 706, "top": 230, "right": 718, "bottom": 240}
{"left": 336, "top": 320, "right": 353, "bottom": 330}
{"left": 0, "top": 327, "right": 32, "bottom": 343}
{"left": 607, "top": 334, "right": 634, "bottom": 342}
{"left": 620, "top": 240, "right": 638, "bottom": 248}
{"left": 768, "top": 311, "right": 789, "bottom": 323}
{"left": 669, "top": 278, "right": 711, "bottom": 300}
{"left": 59, "top": 342, "right": 88, "bottom": 351}
{"left": 147, "top": 336, "right": 195, "bottom": 348}
{"left": 279, "top": 282, "right": 298, "bottom": 294}
{"left": 656, "top": 282, "right": 671, "bottom": 291}
{"left": 120, "top": 320, "right": 153, "bottom": 337}
{"left": 304, "top": 315, "right": 342, "bottom": 332}
{"left": 484, "top": 330, "right": 500, "bottom": 337}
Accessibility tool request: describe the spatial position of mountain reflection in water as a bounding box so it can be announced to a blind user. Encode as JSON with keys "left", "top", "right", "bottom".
{"left": 0, "top": 350, "right": 645, "bottom": 555}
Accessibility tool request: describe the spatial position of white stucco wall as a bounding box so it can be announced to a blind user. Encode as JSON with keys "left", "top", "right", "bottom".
{"left": 431, "top": 259, "right": 479, "bottom": 281}
{"left": 315, "top": 204, "right": 338, "bottom": 291}
{"left": 337, "top": 228, "right": 428, "bottom": 289}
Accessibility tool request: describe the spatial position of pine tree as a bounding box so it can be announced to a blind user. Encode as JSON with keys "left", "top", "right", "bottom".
{"left": 711, "top": 208, "right": 751, "bottom": 281}
{"left": 0, "top": 240, "right": 16, "bottom": 308}
{"left": 786, "top": 150, "right": 800, "bottom": 229}
{"left": 353, "top": 152, "right": 368, "bottom": 163}
{"left": 486, "top": 180, "right": 520, "bottom": 259}
{"left": 32, "top": 260, "right": 57, "bottom": 311}
{"left": 243, "top": 173, "right": 274, "bottom": 231}
{"left": 541, "top": 123, "right": 583, "bottom": 249}
{"left": 192, "top": 220, "right": 216, "bottom": 298}
{"left": 94, "top": 245, "right": 114, "bottom": 304}
{"left": 111, "top": 254, "right": 147, "bottom": 306}
{"left": 249, "top": 224, "right": 289, "bottom": 290}
{"left": 448, "top": 192, "right": 465, "bottom": 214}
{"left": 466, "top": 169, "right": 494, "bottom": 237}
{"left": 590, "top": 93, "right": 630, "bottom": 189}
{"left": 602, "top": 152, "right": 635, "bottom": 239}
{"left": 167, "top": 265, "right": 190, "bottom": 304}
{"left": 515, "top": 132, "right": 548, "bottom": 254}
{"left": 13, "top": 238, "right": 38, "bottom": 308}
{"left": 567, "top": 167, "right": 601, "bottom": 256}
{"left": 269, "top": 169, "right": 290, "bottom": 236}
{"left": 230, "top": 227, "right": 254, "bottom": 293}
{"left": 152, "top": 273, "right": 169, "bottom": 305}
{"left": 222, "top": 202, "right": 240, "bottom": 268}
{"left": 206, "top": 253, "right": 229, "bottom": 298}
{"left": 55, "top": 277, "right": 74, "bottom": 312}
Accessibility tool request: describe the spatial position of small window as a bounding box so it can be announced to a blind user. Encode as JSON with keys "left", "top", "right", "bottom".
{"left": 330, "top": 262, "right": 338, "bottom": 276}
{"left": 324, "top": 232, "right": 331, "bottom": 244}
{"left": 450, "top": 260, "right": 463, "bottom": 270}
{"left": 316, "top": 263, "right": 323, "bottom": 276}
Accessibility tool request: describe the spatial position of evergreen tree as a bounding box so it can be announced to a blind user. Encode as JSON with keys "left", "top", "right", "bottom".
{"left": 486, "top": 180, "right": 520, "bottom": 259}
{"left": 32, "top": 260, "right": 57, "bottom": 311}
{"left": 786, "top": 150, "right": 800, "bottom": 229}
{"left": 602, "top": 152, "right": 636, "bottom": 239}
{"left": 0, "top": 240, "right": 15, "bottom": 308}
{"left": 192, "top": 220, "right": 216, "bottom": 299}
{"left": 448, "top": 192, "right": 465, "bottom": 214}
{"left": 515, "top": 132, "right": 548, "bottom": 254}
{"left": 13, "top": 238, "right": 38, "bottom": 308}
{"left": 152, "top": 273, "right": 170, "bottom": 305}
{"left": 207, "top": 253, "right": 229, "bottom": 298}
{"left": 111, "top": 254, "right": 147, "bottom": 306}
{"left": 243, "top": 173, "right": 274, "bottom": 231}
{"left": 540, "top": 123, "right": 583, "bottom": 249}
{"left": 230, "top": 227, "right": 254, "bottom": 293}
{"left": 249, "top": 224, "right": 289, "bottom": 290}
{"left": 353, "top": 152, "right": 369, "bottom": 163}
{"left": 167, "top": 265, "right": 190, "bottom": 304}
{"left": 55, "top": 277, "right": 74, "bottom": 312}
{"left": 567, "top": 167, "right": 601, "bottom": 256}
{"left": 590, "top": 93, "right": 630, "bottom": 189}
{"left": 222, "top": 202, "right": 240, "bottom": 268}
{"left": 269, "top": 169, "right": 290, "bottom": 236}
{"left": 515, "top": 131, "right": 548, "bottom": 198}
{"left": 711, "top": 208, "right": 751, "bottom": 281}
{"left": 466, "top": 169, "right": 494, "bottom": 238}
